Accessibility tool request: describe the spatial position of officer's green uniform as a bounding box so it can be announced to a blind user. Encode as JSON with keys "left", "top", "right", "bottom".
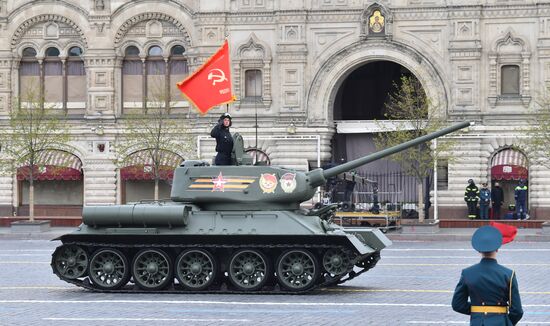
{"left": 452, "top": 226, "right": 523, "bottom": 325}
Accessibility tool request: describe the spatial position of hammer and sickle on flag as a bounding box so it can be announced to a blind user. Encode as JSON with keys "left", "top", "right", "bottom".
{"left": 208, "top": 69, "right": 228, "bottom": 85}
{"left": 176, "top": 39, "right": 235, "bottom": 114}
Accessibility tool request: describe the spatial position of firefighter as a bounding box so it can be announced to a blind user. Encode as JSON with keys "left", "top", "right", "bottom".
{"left": 465, "top": 179, "right": 480, "bottom": 219}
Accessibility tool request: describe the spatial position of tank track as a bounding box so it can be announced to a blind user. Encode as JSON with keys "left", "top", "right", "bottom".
{"left": 52, "top": 240, "right": 381, "bottom": 294}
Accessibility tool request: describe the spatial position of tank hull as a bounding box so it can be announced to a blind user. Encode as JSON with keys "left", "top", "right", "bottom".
{"left": 51, "top": 204, "right": 390, "bottom": 293}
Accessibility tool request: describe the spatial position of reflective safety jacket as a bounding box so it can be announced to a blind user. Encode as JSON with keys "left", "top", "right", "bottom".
{"left": 465, "top": 184, "right": 480, "bottom": 202}
{"left": 514, "top": 185, "right": 527, "bottom": 202}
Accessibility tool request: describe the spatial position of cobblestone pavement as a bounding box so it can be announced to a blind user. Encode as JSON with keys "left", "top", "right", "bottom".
{"left": 1, "top": 239, "right": 549, "bottom": 326}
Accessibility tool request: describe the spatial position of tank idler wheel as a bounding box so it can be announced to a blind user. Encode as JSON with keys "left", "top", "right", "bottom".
{"left": 132, "top": 249, "right": 173, "bottom": 291}
{"left": 52, "top": 244, "right": 88, "bottom": 280}
{"left": 175, "top": 249, "right": 217, "bottom": 291}
{"left": 276, "top": 249, "right": 320, "bottom": 292}
{"left": 322, "top": 248, "right": 353, "bottom": 277}
{"left": 88, "top": 248, "right": 130, "bottom": 290}
{"left": 228, "top": 249, "right": 271, "bottom": 291}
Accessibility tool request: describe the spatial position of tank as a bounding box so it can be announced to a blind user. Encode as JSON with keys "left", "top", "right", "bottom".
{"left": 51, "top": 121, "right": 470, "bottom": 293}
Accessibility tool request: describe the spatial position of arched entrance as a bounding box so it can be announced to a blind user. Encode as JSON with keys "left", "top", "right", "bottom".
{"left": 120, "top": 149, "right": 184, "bottom": 203}
{"left": 307, "top": 40, "right": 449, "bottom": 213}
{"left": 490, "top": 148, "right": 528, "bottom": 218}
{"left": 17, "top": 150, "right": 83, "bottom": 216}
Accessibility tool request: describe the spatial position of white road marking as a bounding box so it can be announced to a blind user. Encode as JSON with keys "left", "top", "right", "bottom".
{"left": 408, "top": 322, "right": 550, "bottom": 325}
{"left": 44, "top": 317, "right": 250, "bottom": 322}
{"left": 386, "top": 248, "right": 550, "bottom": 252}
{"left": 378, "top": 263, "right": 550, "bottom": 266}
{"left": 1, "top": 300, "right": 550, "bottom": 308}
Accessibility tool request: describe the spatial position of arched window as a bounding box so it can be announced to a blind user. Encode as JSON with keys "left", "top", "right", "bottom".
{"left": 19, "top": 46, "right": 87, "bottom": 114}
{"left": 66, "top": 46, "right": 86, "bottom": 114}
{"left": 122, "top": 46, "right": 143, "bottom": 112}
{"left": 169, "top": 45, "right": 188, "bottom": 105}
{"left": 122, "top": 45, "right": 189, "bottom": 114}
{"left": 146, "top": 46, "right": 165, "bottom": 103}
{"left": 44, "top": 47, "right": 62, "bottom": 106}
{"left": 19, "top": 47, "right": 40, "bottom": 99}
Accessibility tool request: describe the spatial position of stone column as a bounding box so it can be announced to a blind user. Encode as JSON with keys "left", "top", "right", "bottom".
{"left": 84, "top": 50, "right": 117, "bottom": 119}
{"left": 83, "top": 159, "right": 117, "bottom": 205}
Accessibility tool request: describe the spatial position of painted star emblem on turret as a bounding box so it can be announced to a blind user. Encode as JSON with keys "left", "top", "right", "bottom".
{"left": 212, "top": 172, "right": 227, "bottom": 192}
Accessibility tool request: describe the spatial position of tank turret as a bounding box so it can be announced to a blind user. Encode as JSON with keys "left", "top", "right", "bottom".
{"left": 170, "top": 121, "right": 471, "bottom": 210}
{"left": 51, "top": 121, "right": 470, "bottom": 294}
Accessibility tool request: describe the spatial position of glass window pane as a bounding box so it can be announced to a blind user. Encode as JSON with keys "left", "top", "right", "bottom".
{"left": 68, "top": 47, "right": 83, "bottom": 57}
{"left": 19, "top": 62, "right": 40, "bottom": 76}
{"left": 147, "top": 61, "right": 165, "bottom": 75}
{"left": 125, "top": 46, "right": 140, "bottom": 56}
{"left": 245, "top": 69, "right": 262, "bottom": 97}
{"left": 122, "top": 61, "right": 143, "bottom": 75}
{"left": 44, "top": 61, "right": 62, "bottom": 76}
{"left": 46, "top": 47, "right": 60, "bottom": 57}
{"left": 170, "top": 60, "right": 188, "bottom": 74}
{"left": 22, "top": 47, "right": 37, "bottom": 57}
{"left": 148, "top": 46, "right": 163, "bottom": 56}
{"left": 171, "top": 45, "right": 185, "bottom": 56}
{"left": 501, "top": 65, "right": 520, "bottom": 95}
{"left": 67, "top": 61, "right": 85, "bottom": 76}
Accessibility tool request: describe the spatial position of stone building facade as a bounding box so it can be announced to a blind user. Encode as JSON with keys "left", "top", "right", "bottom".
{"left": 0, "top": 0, "right": 549, "bottom": 219}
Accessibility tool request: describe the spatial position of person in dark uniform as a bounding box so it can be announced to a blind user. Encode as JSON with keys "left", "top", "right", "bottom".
{"left": 464, "top": 179, "right": 480, "bottom": 219}
{"left": 491, "top": 182, "right": 504, "bottom": 219}
{"left": 210, "top": 113, "right": 234, "bottom": 166}
{"left": 452, "top": 225, "right": 523, "bottom": 325}
{"left": 514, "top": 179, "right": 528, "bottom": 220}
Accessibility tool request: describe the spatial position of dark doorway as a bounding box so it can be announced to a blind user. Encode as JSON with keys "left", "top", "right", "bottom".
{"left": 333, "top": 61, "right": 414, "bottom": 120}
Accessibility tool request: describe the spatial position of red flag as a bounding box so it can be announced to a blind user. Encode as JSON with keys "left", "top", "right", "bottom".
{"left": 177, "top": 40, "right": 235, "bottom": 114}
{"left": 490, "top": 221, "right": 517, "bottom": 244}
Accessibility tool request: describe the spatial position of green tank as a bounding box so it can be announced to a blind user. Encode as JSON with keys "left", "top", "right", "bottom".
{"left": 51, "top": 121, "right": 470, "bottom": 293}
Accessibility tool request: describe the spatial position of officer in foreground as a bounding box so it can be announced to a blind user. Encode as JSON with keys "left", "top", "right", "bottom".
{"left": 452, "top": 225, "right": 523, "bottom": 325}
{"left": 210, "top": 113, "right": 233, "bottom": 165}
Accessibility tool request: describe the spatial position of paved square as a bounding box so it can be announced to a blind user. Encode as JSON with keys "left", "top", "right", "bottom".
{"left": 1, "top": 239, "right": 549, "bottom": 325}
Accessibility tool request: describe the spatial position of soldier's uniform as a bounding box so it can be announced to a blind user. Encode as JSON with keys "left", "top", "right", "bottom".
{"left": 464, "top": 179, "right": 480, "bottom": 219}
{"left": 452, "top": 226, "right": 523, "bottom": 325}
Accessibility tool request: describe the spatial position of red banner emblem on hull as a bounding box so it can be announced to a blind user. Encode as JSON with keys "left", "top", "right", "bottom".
{"left": 280, "top": 173, "right": 297, "bottom": 193}
{"left": 259, "top": 173, "right": 277, "bottom": 193}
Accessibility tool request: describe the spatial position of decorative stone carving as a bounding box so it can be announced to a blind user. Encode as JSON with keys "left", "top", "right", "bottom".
{"left": 487, "top": 29, "right": 531, "bottom": 108}
{"left": 43, "top": 22, "right": 59, "bottom": 39}
{"left": 230, "top": 0, "right": 273, "bottom": 11}
{"left": 11, "top": 14, "right": 88, "bottom": 48}
{"left": 234, "top": 33, "right": 272, "bottom": 109}
{"left": 146, "top": 20, "right": 163, "bottom": 38}
{"left": 114, "top": 13, "right": 191, "bottom": 47}
{"left": 360, "top": 2, "right": 393, "bottom": 40}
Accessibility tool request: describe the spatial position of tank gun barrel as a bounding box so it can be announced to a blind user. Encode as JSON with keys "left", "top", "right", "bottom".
{"left": 307, "top": 121, "right": 471, "bottom": 187}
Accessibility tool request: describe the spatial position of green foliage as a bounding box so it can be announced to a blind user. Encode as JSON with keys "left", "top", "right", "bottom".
{"left": 374, "top": 75, "right": 453, "bottom": 183}
{"left": 524, "top": 92, "right": 550, "bottom": 168}
{"left": 0, "top": 84, "right": 71, "bottom": 219}
{"left": 115, "top": 78, "right": 194, "bottom": 200}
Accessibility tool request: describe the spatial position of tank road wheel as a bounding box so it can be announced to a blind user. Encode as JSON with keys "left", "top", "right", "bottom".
{"left": 175, "top": 249, "right": 217, "bottom": 291}
{"left": 132, "top": 249, "right": 173, "bottom": 291}
{"left": 228, "top": 249, "right": 271, "bottom": 291}
{"left": 51, "top": 245, "right": 88, "bottom": 280}
{"left": 322, "top": 248, "right": 353, "bottom": 277}
{"left": 276, "top": 249, "right": 319, "bottom": 292}
{"left": 88, "top": 249, "right": 130, "bottom": 290}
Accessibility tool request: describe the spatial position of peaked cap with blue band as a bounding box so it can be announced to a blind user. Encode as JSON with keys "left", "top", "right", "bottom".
{"left": 471, "top": 226, "right": 503, "bottom": 252}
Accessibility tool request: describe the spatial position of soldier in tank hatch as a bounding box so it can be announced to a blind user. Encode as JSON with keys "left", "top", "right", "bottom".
{"left": 210, "top": 113, "right": 233, "bottom": 166}
{"left": 452, "top": 224, "right": 523, "bottom": 325}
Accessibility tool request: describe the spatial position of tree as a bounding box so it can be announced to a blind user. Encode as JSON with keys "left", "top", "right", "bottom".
{"left": 524, "top": 92, "right": 550, "bottom": 169}
{"left": 374, "top": 75, "right": 453, "bottom": 221}
{"left": 0, "top": 84, "right": 70, "bottom": 221}
{"left": 115, "top": 76, "right": 194, "bottom": 201}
